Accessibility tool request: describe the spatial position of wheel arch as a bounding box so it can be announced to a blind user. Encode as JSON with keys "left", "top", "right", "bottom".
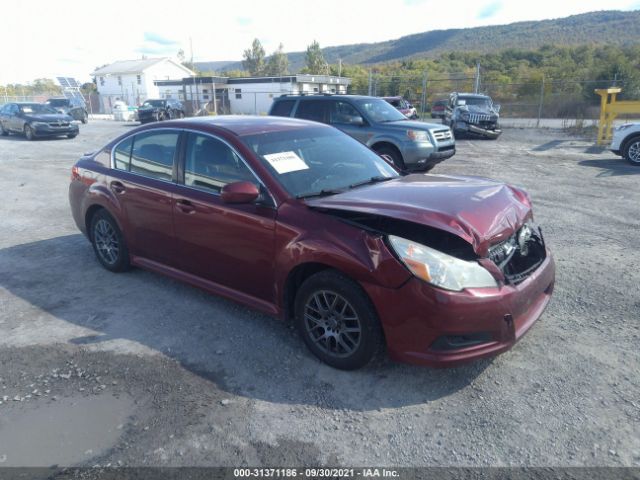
{"left": 621, "top": 132, "right": 640, "bottom": 153}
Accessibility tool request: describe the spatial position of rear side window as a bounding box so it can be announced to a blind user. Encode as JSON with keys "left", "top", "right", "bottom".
{"left": 113, "top": 136, "right": 134, "bottom": 171}
{"left": 295, "top": 100, "right": 327, "bottom": 123}
{"left": 271, "top": 100, "right": 296, "bottom": 117}
{"left": 129, "top": 131, "right": 179, "bottom": 181}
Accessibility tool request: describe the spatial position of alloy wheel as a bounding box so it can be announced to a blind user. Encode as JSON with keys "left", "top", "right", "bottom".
{"left": 93, "top": 218, "right": 120, "bottom": 265}
{"left": 628, "top": 140, "right": 640, "bottom": 164}
{"left": 303, "top": 290, "right": 362, "bottom": 358}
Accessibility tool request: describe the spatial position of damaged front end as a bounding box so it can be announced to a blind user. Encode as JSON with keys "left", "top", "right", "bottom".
{"left": 315, "top": 208, "right": 546, "bottom": 290}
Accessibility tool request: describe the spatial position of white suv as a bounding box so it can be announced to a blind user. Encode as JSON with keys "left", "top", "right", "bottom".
{"left": 611, "top": 123, "right": 640, "bottom": 165}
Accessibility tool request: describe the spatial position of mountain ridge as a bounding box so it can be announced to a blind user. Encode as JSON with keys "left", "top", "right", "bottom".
{"left": 195, "top": 10, "right": 640, "bottom": 74}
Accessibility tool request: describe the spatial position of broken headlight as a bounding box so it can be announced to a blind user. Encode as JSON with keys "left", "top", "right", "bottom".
{"left": 387, "top": 235, "right": 498, "bottom": 291}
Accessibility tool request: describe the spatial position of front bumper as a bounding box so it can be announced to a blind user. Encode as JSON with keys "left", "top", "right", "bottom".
{"left": 32, "top": 123, "right": 78, "bottom": 137}
{"left": 362, "top": 251, "right": 555, "bottom": 367}
{"left": 402, "top": 140, "right": 455, "bottom": 170}
{"left": 455, "top": 121, "right": 502, "bottom": 139}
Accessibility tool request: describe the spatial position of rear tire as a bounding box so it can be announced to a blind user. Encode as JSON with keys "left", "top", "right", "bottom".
{"left": 90, "top": 209, "right": 130, "bottom": 272}
{"left": 623, "top": 135, "right": 640, "bottom": 166}
{"left": 0, "top": 123, "right": 7, "bottom": 136}
{"left": 24, "top": 124, "right": 35, "bottom": 140}
{"left": 294, "top": 270, "right": 384, "bottom": 370}
{"left": 374, "top": 144, "right": 405, "bottom": 171}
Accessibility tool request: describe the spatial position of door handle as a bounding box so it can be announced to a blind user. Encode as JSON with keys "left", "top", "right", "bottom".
{"left": 110, "top": 181, "right": 126, "bottom": 194}
{"left": 176, "top": 199, "right": 196, "bottom": 214}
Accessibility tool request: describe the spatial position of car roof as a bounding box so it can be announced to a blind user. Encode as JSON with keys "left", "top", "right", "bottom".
{"left": 160, "top": 115, "right": 334, "bottom": 137}
{"left": 276, "top": 94, "right": 380, "bottom": 102}
{"left": 456, "top": 93, "right": 490, "bottom": 98}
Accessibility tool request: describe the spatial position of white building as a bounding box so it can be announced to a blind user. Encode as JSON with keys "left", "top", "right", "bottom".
{"left": 153, "top": 74, "right": 351, "bottom": 115}
{"left": 92, "top": 58, "right": 194, "bottom": 113}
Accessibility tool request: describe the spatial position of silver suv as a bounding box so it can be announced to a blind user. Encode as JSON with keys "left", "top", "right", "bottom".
{"left": 269, "top": 95, "right": 455, "bottom": 171}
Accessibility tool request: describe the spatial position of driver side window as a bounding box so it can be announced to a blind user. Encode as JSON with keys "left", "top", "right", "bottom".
{"left": 330, "top": 101, "right": 362, "bottom": 125}
{"left": 184, "top": 133, "right": 256, "bottom": 193}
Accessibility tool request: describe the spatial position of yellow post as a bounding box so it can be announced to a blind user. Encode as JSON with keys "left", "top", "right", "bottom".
{"left": 595, "top": 87, "right": 640, "bottom": 145}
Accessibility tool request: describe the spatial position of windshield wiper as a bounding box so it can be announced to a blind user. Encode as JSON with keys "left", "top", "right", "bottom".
{"left": 348, "top": 176, "right": 395, "bottom": 189}
{"left": 296, "top": 188, "right": 344, "bottom": 199}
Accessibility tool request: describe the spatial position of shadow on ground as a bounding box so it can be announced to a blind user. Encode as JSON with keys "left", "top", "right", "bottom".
{"left": 578, "top": 158, "right": 640, "bottom": 177}
{"left": 0, "top": 235, "right": 488, "bottom": 411}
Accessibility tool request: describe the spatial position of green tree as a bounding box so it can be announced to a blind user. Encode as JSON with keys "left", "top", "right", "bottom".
{"left": 304, "top": 40, "right": 329, "bottom": 74}
{"left": 266, "top": 43, "right": 289, "bottom": 76}
{"left": 242, "top": 39, "right": 266, "bottom": 76}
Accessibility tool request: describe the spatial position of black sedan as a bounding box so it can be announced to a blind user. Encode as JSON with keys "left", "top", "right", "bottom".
{"left": 137, "top": 99, "right": 185, "bottom": 124}
{"left": 0, "top": 103, "right": 79, "bottom": 140}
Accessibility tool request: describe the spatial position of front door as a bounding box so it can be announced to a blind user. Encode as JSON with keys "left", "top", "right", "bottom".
{"left": 172, "top": 132, "right": 276, "bottom": 302}
{"left": 328, "top": 100, "right": 371, "bottom": 144}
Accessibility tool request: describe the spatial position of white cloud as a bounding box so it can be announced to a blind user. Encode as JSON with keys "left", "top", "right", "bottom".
{"left": 0, "top": 0, "right": 637, "bottom": 84}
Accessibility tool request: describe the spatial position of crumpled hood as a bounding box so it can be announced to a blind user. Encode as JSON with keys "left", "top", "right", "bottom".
{"left": 460, "top": 104, "right": 498, "bottom": 116}
{"left": 306, "top": 174, "right": 532, "bottom": 256}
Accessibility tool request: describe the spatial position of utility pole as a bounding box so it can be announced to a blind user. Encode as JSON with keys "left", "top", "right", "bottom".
{"left": 338, "top": 59, "right": 342, "bottom": 77}
{"left": 474, "top": 62, "right": 481, "bottom": 94}
{"left": 421, "top": 70, "right": 428, "bottom": 119}
{"left": 190, "top": 37, "right": 199, "bottom": 114}
{"left": 536, "top": 75, "right": 545, "bottom": 128}
{"left": 368, "top": 69, "right": 372, "bottom": 96}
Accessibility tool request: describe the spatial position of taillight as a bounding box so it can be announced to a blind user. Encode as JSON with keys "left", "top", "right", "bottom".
{"left": 71, "top": 165, "right": 80, "bottom": 181}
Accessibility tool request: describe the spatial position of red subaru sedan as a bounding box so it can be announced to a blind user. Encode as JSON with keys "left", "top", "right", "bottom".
{"left": 69, "top": 116, "right": 555, "bottom": 370}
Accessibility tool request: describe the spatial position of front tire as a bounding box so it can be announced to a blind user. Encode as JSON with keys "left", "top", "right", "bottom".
{"left": 294, "top": 270, "right": 384, "bottom": 370}
{"left": 24, "top": 124, "right": 35, "bottom": 140}
{"left": 90, "top": 210, "right": 130, "bottom": 272}
{"left": 0, "top": 122, "right": 7, "bottom": 136}
{"left": 81, "top": 112, "right": 88, "bottom": 124}
{"left": 623, "top": 135, "right": 640, "bottom": 166}
{"left": 374, "top": 145, "right": 405, "bottom": 171}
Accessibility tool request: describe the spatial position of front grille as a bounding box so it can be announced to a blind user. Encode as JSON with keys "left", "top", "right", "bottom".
{"left": 49, "top": 122, "right": 70, "bottom": 128}
{"left": 468, "top": 113, "right": 491, "bottom": 124}
{"left": 432, "top": 129, "right": 452, "bottom": 141}
{"left": 488, "top": 224, "right": 546, "bottom": 284}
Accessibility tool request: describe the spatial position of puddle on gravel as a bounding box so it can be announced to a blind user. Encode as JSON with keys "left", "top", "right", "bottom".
{"left": 0, "top": 393, "right": 133, "bottom": 466}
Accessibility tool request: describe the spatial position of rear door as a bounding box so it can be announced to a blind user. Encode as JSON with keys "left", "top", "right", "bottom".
{"left": 172, "top": 131, "right": 277, "bottom": 302}
{"left": 293, "top": 100, "right": 329, "bottom": 124}
{"left": 109, "top": 129, "right": 180, "bottom": 265}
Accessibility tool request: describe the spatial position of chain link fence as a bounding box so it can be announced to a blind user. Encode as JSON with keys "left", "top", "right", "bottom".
{"left": 349, "top": 72, "right": 640, "bottom": 127}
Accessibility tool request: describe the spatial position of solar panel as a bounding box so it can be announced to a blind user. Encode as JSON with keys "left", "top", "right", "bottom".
{"left": 56, "top": 77, "right": 81, "bottom": 88}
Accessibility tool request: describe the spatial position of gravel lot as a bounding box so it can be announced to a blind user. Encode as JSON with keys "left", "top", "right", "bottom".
{"left": 0, "top": 120, "right": 638, "bottom": 469}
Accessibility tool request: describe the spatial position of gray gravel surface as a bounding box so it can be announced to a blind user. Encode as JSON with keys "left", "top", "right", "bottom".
{"left": 0, "top": 121, "right": 638, "bottom": 468}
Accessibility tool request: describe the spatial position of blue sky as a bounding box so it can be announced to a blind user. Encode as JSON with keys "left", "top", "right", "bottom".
{"left": 0, "top": 0, "right": 639, "bottom": 84}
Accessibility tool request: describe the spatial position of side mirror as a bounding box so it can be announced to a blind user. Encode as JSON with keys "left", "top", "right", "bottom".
{"left": 221, "top": 181, "right": 260, "bottom": 204}
{"left": 494, "top": 104, "right": 501, "bottom": 113}
{"left": 346, "top": 115, "right": 364, "bottom": 126}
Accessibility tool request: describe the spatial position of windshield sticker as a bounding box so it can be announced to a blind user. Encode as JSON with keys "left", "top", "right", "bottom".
{"left": 263, "top": 151, "right": 309, "bottom": 174}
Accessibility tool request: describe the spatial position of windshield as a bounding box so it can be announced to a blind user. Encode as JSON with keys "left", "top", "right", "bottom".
{"left": 142, "top": 100, "right": 165, "bottom": 108}
{"left": 240, "top": 126, "right": 399, "bottom": 198}
{"left": 355, "top": 98, "right": 407, "bottom": 123}
{"left": 459, "top": 96, "right": 492, "bottom": 108}
{"left": 20, "top": 104, "right": 58, "bottom": 114}
{"left": 46, "top": 99, "right": 69, "bottom": 107}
